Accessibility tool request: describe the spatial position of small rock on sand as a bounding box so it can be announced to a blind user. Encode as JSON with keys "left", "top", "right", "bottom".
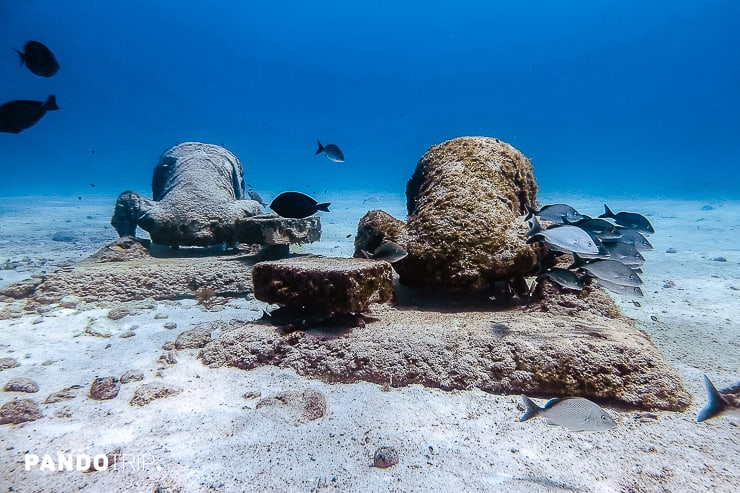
{"left": 255, "top": 389, "right": 327, "bottom": 421}
{"left": 0, "top": 398, "right": 42, "bottom": 424}
{"left": 51, "top": 230, "right": 76, "bottom": 242}
{"left": 120, "top": 370, "right": 145, "bottom": 384}
{"left": 130, "top": 383, "right": 182, "bottom": 406}
{"left": 373, "top": 445, "right": 399, "bottom": 468}
{"left": 107, "top": 307, "right": 131, "bottom": 320}
{"left": 0, "top": 358, "right": 20, "bottom": 371}
{"left": 44, "top": 387, "right": 80, "bottom": 404}
{"left": 175, "top": 328, "right": 212, "bottom": 349}
{"left": 3, "top": 377, "right": 39, "bottom": 393}
{"left": 89, "top": 376, "right": 121, "bottom": 400}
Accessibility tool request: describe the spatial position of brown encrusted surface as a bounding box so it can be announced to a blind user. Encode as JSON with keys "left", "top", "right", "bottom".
{"left": 199, "top": 286, "right": 691, "bottom": 411}
{"left": 397, "top": 136, "right": 540, "bottom": 289}
{"left": 252, "top": 255, "right": 393, "bottom": 314}
{"left": 0, "top": 398, "right": 42, "bottom": 424}
{"left": 353, "top": 210, "right": 406, "bottom": 258}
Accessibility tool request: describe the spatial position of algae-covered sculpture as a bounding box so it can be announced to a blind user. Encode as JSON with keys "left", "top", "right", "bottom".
{"left": 355, "top": 136, "right": 540, "bottom": 292}
{"left": 111, "top": 142, "right": 262, "bottom": 246}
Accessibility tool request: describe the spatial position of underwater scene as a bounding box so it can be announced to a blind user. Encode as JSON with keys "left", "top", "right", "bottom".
{"left": 1, "top": 1, "right": 738, "bottom": 492}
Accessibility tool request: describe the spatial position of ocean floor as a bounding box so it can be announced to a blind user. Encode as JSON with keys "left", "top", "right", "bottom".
{"left": 0, "top": 191, "right": 738, "bottom": 492}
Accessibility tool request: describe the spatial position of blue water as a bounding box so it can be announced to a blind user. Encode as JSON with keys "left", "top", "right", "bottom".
{"left": 2, "top": 1, "right": 739, "bottom": 198}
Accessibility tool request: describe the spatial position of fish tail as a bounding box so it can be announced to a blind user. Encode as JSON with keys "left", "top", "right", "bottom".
{"left": 316, "top": 202, "right": 330, "bottom": 212}
{"left": 519, "top": 395, "right": 542, "bottom": 422}
{"left": 697, "top": 375, "right": 727, "bottom": 422}
{"left": 44, "top": 95, "right": 59, "bottom": 111}
{"left": 315, "top": 140, "right": 324, "bottom": 155}
{"left": 14, "top": 48, "right": 25, "bottom": 66}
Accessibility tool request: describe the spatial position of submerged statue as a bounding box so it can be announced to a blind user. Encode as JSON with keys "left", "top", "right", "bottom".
{"left": 111, "top": 142, "right": 263, "bottom": 247}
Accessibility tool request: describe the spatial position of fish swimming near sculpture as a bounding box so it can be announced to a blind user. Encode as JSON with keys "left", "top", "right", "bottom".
{"left": 0, "top": 95, "right": 59, "bottom": 133}
{"left": 519, "top": 395, "right": 617, "bottom": 432}
{"left": 599, "top": 204, "right": 654, "bottom": 234}
{"left": 565, "top": 218, "right": 623, "bottom": 241}
{"left": 14, "top": 40, "right": 60, "bottom": 77}
{"left": 362, "top": 241, "right": 408, "bottom": 263}
{"left": 540, "top": 268, "right": 584, "bottom": 291}
{"left": 697, "top": 375, "right": 740, "bottom": 422}
{"left": 526, "top": 217, "right": 606, "bottom": 257}
{"left": 594, "top": 278, "right": 644, "bottom": 297}
{"left": 524, "top": 203, "right": 585, "bottom": 224}
{"left": 603, "top": 241, "right": 645, "bottom": 267}
{"left": 315, "top": 140, "right": 345, "bottom": 162}
{"left": 270, "top": 191, "right": 330, "bottom": 219}
{"left": 615, "top": 228, "right": 654, "bottom": 251}
{"left": 570, "top": 254, "right": 643, "bottom": 287}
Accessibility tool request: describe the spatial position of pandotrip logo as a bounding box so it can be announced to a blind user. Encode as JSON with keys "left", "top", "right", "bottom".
{"left": 24, "top": 452, "right": 160, "bottom": 472}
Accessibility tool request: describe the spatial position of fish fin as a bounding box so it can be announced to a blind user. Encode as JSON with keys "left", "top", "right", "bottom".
{"left": 361, "top": 250, "right": 373, "bottom": 259}
{"left": 315, "top": 140, "right": 324, "bottom": 155}
{"left": 316, "top": 202, "right": 330, "bottom": 212}
{"left": 525, "top": 216, "right": 542, "bottom": 237}
{"left": 542, "top": 397, "right": 565, "bottom": 409}
{"left": 519, "top": 395, "right": 542, "bottom": 422}
{"left": 599, "top": 204, "right": 615, "bottom": 219}
{"left": 568, "top": 253, "right": 584, "bottom": 270}
{"left": 697, "top": 375, "right": 727, "bottom": 422}
{"left": 43, "top": 95, "right": 59, "bottom": 111}
{"left": 523, "top": 204, "right": 536, "bottom": 221}
{"left": 13, "top": 48, "right": 25, "bottom": 66}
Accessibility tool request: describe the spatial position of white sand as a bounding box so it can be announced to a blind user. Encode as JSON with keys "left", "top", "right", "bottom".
{"left": 0, "top": 192, "right": 738, "bottom": 492}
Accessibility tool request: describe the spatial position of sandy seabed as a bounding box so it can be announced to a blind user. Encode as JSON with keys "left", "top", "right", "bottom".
{"left": 0, "top": 191, "right": 738, "bottom": 493}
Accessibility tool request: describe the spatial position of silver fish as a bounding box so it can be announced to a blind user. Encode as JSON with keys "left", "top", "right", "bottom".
{"left": 542, "top": 268, "right": 584, "bottom": 290}
{"left": 525, "top": 203, "right": 585, "bottom": 224}
{"left": 520, "top": 395, "right": 617, "bottom": 432}
{"left": 527, "top": 218, "right": 606, "bottom": 256}
{"left": 315, "top": 140, "right": 345, "bottom": 162}
{"left": 595, "top": 278, "right": 644, "bottom": 297}
{"left": 603, "top": 242, "right": 645, "bottom": 267}
{"left": 565, "top": 218, "right": 623, "bottom": 241}
{"left": 697, "top": 375, "right": 740, "bottom": 422}
{"left": 614, "top": 228, "right": 654, "bottom": 251}
{"left": 599, "top": 204, "right": 654, "bottom": 234}
{"left": 571, "top": 254, "right": 642, "bottom": 286}
{"left": 362, "top": 241, "right": 408, "bottom": 263}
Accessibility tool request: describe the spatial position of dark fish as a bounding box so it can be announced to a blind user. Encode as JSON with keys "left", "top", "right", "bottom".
{"left": 315, "top": 140, "right": 344, "bottom": 162}
{"left": 362, "top": 241, "right": 408, "bottom": 263}
{"left": 269, "top": 191, "right": 330, "bottom": 219}
{"left": 0, "top": 95, "right": 59, "bottom": 133}
{"left": 524, "top": 203, "right": 586, "bottom": 224}
{"left": 14, "top": 40, "right": 60, "bottom": 77}
{"left": 697, "top": 375, "right": 740, "bottom": 422}
{"left": 612, "top": 228, "right": 653, "bottom": 252}
{"left": 89, "top": 183, "right": 96, "bottom": 188}
{"left": 527, "top": 218, "right": 606, "bottom": 256}
{"left": 247, "top": 187, "right": 267, "bottom": 207}
{"left": 570, "top": 254, "right": 642, "bottom": 287}
{"left": 599, "top": 204, "right": 654, "bottom": 234}
{"left": 520, "top": 395, "right": 617, "bottom": 432}
{"left": 541, "top": 268, "right": 584, "bottom": 290}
